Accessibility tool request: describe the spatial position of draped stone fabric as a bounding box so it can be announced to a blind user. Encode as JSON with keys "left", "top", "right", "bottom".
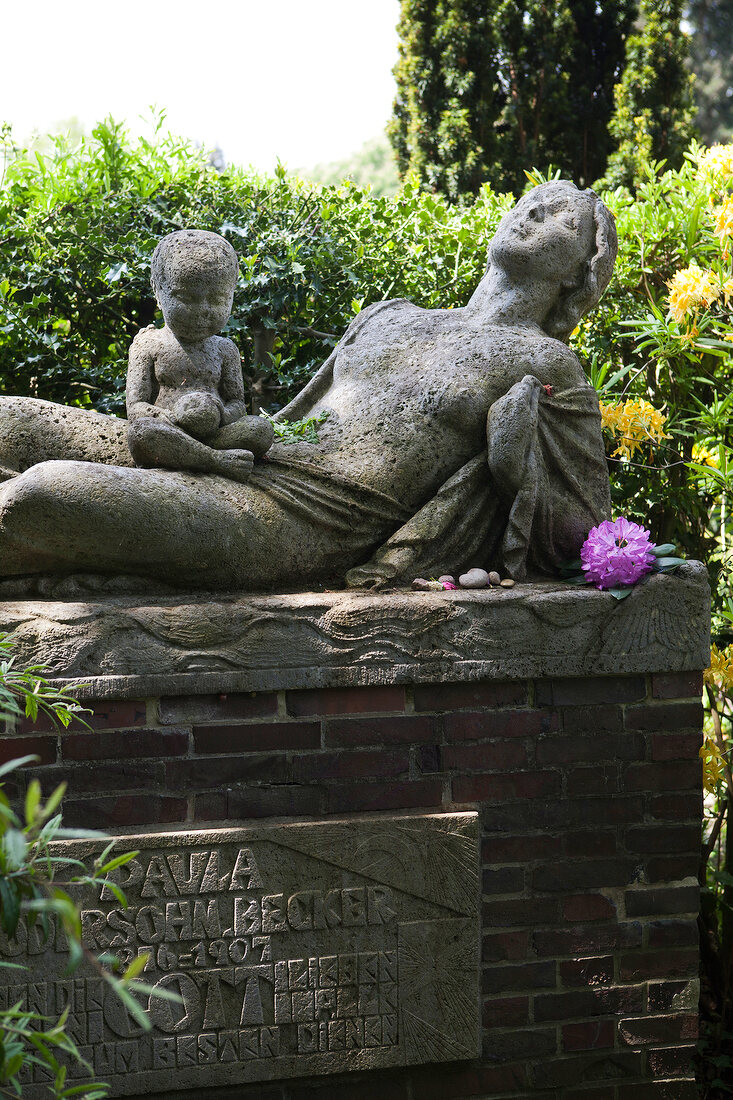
{"left": 345, "top": 375, "right": 611, "bottom": 588}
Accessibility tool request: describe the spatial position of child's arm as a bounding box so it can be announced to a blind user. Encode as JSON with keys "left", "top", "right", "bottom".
{"left": 218, "top": 338, "right": 248, "bottom": 425}
{"left": 126, "top": 328, "right": 170, "bottom": 422}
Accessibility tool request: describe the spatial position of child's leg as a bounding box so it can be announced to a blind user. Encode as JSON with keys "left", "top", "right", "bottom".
{"left": 209, "top": 415, "right": 274, "bottom": 457}
{"left": 128, "top": 418, "right": 254, "bottom": 484}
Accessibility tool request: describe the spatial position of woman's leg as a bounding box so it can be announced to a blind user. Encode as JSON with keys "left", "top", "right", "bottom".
{"left": 0, "top": 460, "right": 252, "bottom": 586}
{"left": 0, "top": 397, "right": 132, "bottom": 478}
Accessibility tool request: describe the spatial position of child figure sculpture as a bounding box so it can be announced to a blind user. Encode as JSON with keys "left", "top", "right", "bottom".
{"left": 126, "top": 229, "right": 273, "bottom": 483}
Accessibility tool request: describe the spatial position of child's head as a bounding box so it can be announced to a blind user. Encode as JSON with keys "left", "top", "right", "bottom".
{"left": 151, "top": 230, "right": 238, "bottom": 340}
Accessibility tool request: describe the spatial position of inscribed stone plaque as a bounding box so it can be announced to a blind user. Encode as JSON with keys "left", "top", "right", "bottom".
{"left": 2, "top": 812, "right": 479, "bottom": 1095}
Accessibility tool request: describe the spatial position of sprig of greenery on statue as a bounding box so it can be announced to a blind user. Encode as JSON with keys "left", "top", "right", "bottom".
{"left": 0, "top": 637, "right": 178, "bottom": 1097}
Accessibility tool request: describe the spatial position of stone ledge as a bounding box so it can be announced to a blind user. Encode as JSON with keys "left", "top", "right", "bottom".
{"left": 0, "top": 563, "right": 710, "bottom": 700}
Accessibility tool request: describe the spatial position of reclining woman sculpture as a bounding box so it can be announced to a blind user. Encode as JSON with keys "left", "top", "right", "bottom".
{"left": 0, "top": 180, "right": 615, "bottom": 591}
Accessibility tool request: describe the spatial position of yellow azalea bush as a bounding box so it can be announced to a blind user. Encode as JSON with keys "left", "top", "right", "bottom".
{"left": 599, "top": 397, "right": 669, "bottom": 460}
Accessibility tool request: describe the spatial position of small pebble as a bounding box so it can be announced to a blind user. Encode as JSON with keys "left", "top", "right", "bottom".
{"left": 500, "top": 578, "right": 515, "bottom": 588}
{"left": 458, "top": 567, "right": 489, "bottom": 589}
{"left": 488, "top": 571, "right": 501, "bottom": 586}
{"left": 412, "top": 578, "right": 429, "bottom": 590}
{"left": 438, "top": 574, "right": 456, "bottom": 585}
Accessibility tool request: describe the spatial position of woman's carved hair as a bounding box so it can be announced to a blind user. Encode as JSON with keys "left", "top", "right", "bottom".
{"left": 540, "top": 182, "right": 617, "bottom": 341}
{"left": 150, "top": 229, "right": 238, "bottom": 295}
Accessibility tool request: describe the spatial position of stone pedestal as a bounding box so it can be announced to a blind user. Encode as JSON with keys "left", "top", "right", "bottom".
{"left": 0, "top": 564, "right": 709, "bottom": 1098}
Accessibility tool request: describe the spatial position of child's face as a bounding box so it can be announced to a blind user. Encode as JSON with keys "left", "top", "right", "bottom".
{"left": 157, "top": 262, "right": 235, "bottom": 342}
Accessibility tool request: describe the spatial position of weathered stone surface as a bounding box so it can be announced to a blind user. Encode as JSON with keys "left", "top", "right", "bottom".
{"left": 4, "top": 813, "right": 479, "bottom": 1096}
{"left": 0, "top": 563, "right": 709, "bottom": 699}
{"left": 0, "top": 182, "right": 615, "bottom": 589}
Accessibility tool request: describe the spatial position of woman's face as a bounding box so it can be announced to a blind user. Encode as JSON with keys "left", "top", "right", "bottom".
{"left": 489, "top": 185, "right": 595, "bottom": 284}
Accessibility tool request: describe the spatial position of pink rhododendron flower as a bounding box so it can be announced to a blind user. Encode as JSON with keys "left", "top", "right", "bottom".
{"left": 580, "top": 517, "right": 656, "bottom": 589}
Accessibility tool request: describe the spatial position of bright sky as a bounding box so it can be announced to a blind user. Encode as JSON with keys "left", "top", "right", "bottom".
{"left": 4, "top": 0, "right": 401, "bottom": 171}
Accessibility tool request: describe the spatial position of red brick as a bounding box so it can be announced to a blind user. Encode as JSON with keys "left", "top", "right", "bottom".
{"left": 534, "top": 985, "right": 644, "bottom": 1022}
{"left": 192, "top": 791, "right": 227, "bottom": 821}
{"left": 559, "top": 956, "right": 614, "bottom": 986}
{"left": 560, "top": 704, "right": 623, "bottom": 732}
{"left": 482, "top": 995, "right": 529, "bottom": 1028}
{"left": 645, "top": 853, "right": 700, "bottom": 882}
{"left": 533, "top": 923, "right": 641, "bottom": 958}
{"left": 286, "top": 685, "right": 405, "bottom": 717}
{"left": 164, "top": 754, "right": 286, "bottom": 790}
{"left": 562, "top": 1018, "right": 615, "bottom": 1052}
{"left": 292, "top": 749, "right": 409, "bottom": 782}
{"left": 413, "top": 743, "right": 441, "bottom": 773}
{"left": 649, "top": 791, "right": 702, "bottom": 819}
{"left": 482, "top": 867, "right": 524, "bottom": 894}
{"left": 0, "top": 735, "right": 56, "bottom": 766}
{"left": 194, "top": 720, "right": 320, "bottom": 754}
{"left": 227, "top": 784, "right": 323, "bottom": 819}
{"left": 532, "top": 1051, "right": 643, "bottom": 1089}
{"left": 445, "top": 709, "right": 556, "bottom": 742}
{"left": 453, "top": 770, "right": 560, "bottom": 802}
{"left": 412, "top": 680, "right": 526, "bottom": 711}
{"left": 63, "top": 794, "right": 186, "bottom": 828}
{"left": 323, "top": 714, "right": 438, "bottom": 748}
{"left": 61, "top": 728, "right": 188, "bottom": 761}
{"left": 562, "top": 894, "right": 617, "bottom": 922}
{"left": 625, "top": 823, "right": 700, "bottom": 854}
{"left": 75, "top": 699, "right": 147, "bottom": 730}
{"left": 619, "top": 948, "right": 699, "bottom": 981}
{"left": 536, "top": 676, "right": 646, "bottom": 706}
{"left": 619, "top": 1013, "right": 698, "bottom": 1045}
{"left": 483, "top": 960, "right": 556, "bottom": 993}
{"left": 532, "top": 858, "right": 637, "bottom": 893}
{"left": 482, "top": 834, "right": 563, "bottom": 863}
{"left": 623, "top": 760, "right": 701, "bottom": 792}
{"left": 624, "top": 701, "right": 703, "bottom": 731}
{"left": 648, "top": 980, "right": 699, "bottom": 1011}
{"left": 483, "top": 896, "right": 559, "bottom": 927}
{"left": 158, "top": 692, "right": 277, "bottom": 724}
{"left": 625, "top": 885, "right": 700, "bottom": 917}
{"left": 537, "top": 733, "right": 644, "bottom": 764}
{"left": 564, "top": 830, "right": 618, "bottom": 858}
{"left": 408, "top": 1063, "right": 528, "bottom": 1099}
{"left": 480, "top": 1026, "right": 557, "bottom": 1062}
{"left": 647, "top": 1044, "right": 696, "bottom": 1077}
{"left": 648, "top": 919, "right": 699, "bottom": 949}
{"left": 482, "top": 931, "right": 529, "bottom": 962}
{"left": 443, "top": 740, "right": 528, "bottom": 771}
{"left": 30, "top": 760, "right": 165, "bottom": 794}
{"left": 481, "top": 794, "right": 644, "bottom": 833}
{"left": 327, "top": 778, "right": 442, "bottom": 814}
{"left": 566, "top": 764, "right": 620, "bottom": 796}
{"left": 651, "top": 671, "right": 703, "bottom": 699}
{"left": 651, "top": 731, "right": 702, "bottom": 760}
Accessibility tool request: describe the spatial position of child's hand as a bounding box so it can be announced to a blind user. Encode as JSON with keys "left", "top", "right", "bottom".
{"left": 171, "top": 392, "right": 223, "bottom": 439}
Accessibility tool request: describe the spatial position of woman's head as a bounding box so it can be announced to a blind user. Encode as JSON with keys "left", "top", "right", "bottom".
{"left": 488, "top": 181, "right": 617, "bottom": 341}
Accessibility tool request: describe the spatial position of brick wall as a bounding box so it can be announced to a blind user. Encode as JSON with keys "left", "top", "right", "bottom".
{"left": 3, "top": 670, "right": 703, "bottom": 1099}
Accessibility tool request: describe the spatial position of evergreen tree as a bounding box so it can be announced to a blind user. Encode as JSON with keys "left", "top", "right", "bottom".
{"left": 687, "top": 0, "right": 733, "bottom": 146}
{"left": 388, "top": 0, "right": 499, "bottom": 201}
{"left": 389, "top": 0, "right": 635, "bottom": 199}
{"left": 603, "top": 0, "right": 697, "bottom": 188}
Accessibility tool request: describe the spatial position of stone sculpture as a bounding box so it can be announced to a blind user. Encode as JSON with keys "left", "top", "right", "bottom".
{"left": 126, "top": 229, "right": 273, "bottom": 483}
{"left": 0, "top": 181, "right": 616, "bottom": 591}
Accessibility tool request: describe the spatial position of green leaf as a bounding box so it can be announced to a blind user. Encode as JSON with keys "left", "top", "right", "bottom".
{"left": 608, "top": 587, "right": 634, "bottom": 601}
{"left": 652, "top": 557, "right": 686, "bottom": 569}
{"left": 3, "top": 827, "right": 27, "bottom": 869}
{"left": 0, "top": 876, "right": 21, "bottom": 934}
{"left": 122, "top": 952, "right": 150, "bottom": 981}
{"left": 651, "top": 543, "right": 676, "bottom": 557}
{"left": 0, "top": 755, "right": 39, "bottom": 779}
{"left": 24, "top": 778, "right": 41, "bottom": 825}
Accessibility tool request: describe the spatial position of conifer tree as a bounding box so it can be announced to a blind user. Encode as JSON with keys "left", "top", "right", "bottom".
{"left": 602, "top": 0, "right": 697, "bottom": 188}
{"left": 687, "top": 0, "right": 733, "bottom": 146}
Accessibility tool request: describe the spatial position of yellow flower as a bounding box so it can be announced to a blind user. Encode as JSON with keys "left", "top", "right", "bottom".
{"left": 692, "top": 442, "right": 720, "bottom": 468}
{"left": 667, "top": 264, "right": 722, "bottom": 323}
{"left": 697, "top": 144, "right": 733, "bottom": 181}
{"left": 714, "top": 196, "right": 733, "bottom": 246}
{"left": 599, "top": 398, "right": 669, "bottom": 460}
{"left": 705, "top": 643, "right": 733, "bottom": 692}
{"left": 700, "top": 734, "right": 726, "bottom": 794}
